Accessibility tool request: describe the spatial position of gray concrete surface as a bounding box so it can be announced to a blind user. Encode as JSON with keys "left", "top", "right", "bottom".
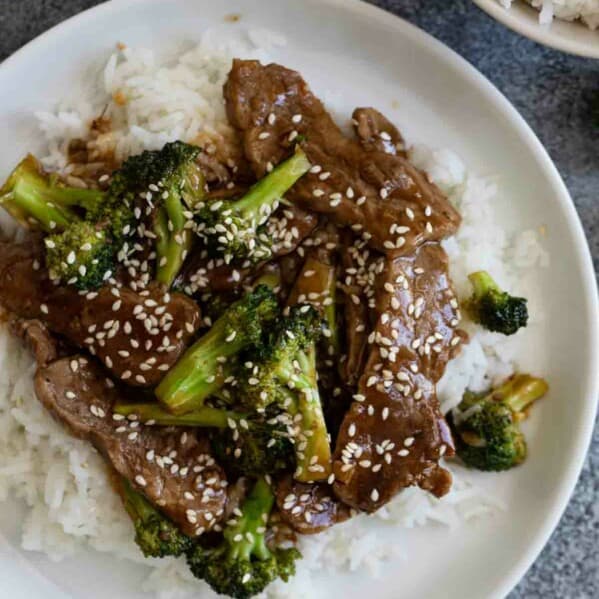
{"left": 0, "top": 0, "right": 597, "bottom": 597}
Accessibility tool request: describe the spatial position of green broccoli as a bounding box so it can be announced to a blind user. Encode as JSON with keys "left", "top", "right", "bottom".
{"left": 113, "top": 400, "right": 294, "bottom": 478}
{"left": 113, "top": 401, "right": 237, "bottom": 428}
{"left": 155, "top": 285, "right": 279, "bottom": 414}
{"left": 195, "top": 148, "right": 311, "bottom": 264}
{"left": 187, "top": 478, "right": 300, "bottom": 599}
{"left": 0, "top": 141, "right": 204, "bottom": 290}
{"left": 115, "top": 476, "right": 193, "bottom": 558}
{"left": 210, "top": 410, "right": 294, "bottom": 478}
{"left": 45, "top": 221, "right": 115, "bottom": 288}
{"left": 117, "top": 141, "right": 204, "bottom": 286}
{"left": 451, "top": 374, "right": 549, "bottom": 471}
{"left": 465, "top": 271, "right": 528, "bottom": 335}
{"left": 235, "top": 304, "right": 332, "bottom": 483}
{"left": 0, "top": 154, "right": 119, "bottom": 289}
{"left": 0, "top": 154, "right": 104, "bottom": 230}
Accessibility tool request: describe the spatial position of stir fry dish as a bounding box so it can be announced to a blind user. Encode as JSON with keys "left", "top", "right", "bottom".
{"left": 0, "top": 60, "right": 548, "bottom": 598}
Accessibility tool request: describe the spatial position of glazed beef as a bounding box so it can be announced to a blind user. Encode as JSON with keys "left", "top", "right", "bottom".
{"left": 35, "top": 354, "right": 227, "bottom": 536}
{"left": 332, "top": 243, "right": 467, "bottom": 511}
{"left": 338, "top": 232, "right": 373, "bottom": 387}
{"left": 0, "top": 238, "right": 201, "bottom": 387}
{"left": 352, "top": 107, "right": 406, "bottom": 157}
{"left": 224, "top": 60, "right": 460, "bottom": 255}
{"left": 275, "top": 476, "right": 352, "bottom": 535}
{"left": 10, "top": 317, "right": 59, "bottom": 367}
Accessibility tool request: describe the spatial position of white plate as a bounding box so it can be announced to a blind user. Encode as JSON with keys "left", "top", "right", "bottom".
{"left": 473, "top": 0, "right": 599, "bottom": 58}
{"left": 0, "top": 1, "right": 597, "bottom": 598}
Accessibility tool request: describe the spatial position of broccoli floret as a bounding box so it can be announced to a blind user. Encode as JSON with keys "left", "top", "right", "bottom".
{"left": 187, "top": 478, "right": 300, "bottom": 599}
{"left": 1, "top": 143, "right": 204, "bottom": 290}
{"left": 236, "top": 304, "right": 323, "bottom": 410}
{"left": 0, "top": 155, "right": 119, "bottom": 288}
{"left": 45, "top": 221, "right": 115, "bottom": 289}
{"left": 111, "top": 141, "right": 204, "bottom": 287}
{"left": 115, "top": 476, "right": 193, "bottom": 558}
{"left": 196, "top": 148, "right": 311, "bottom": 264}
{"left": 236, "top": 305, "right": 332, "bottom": 483}
{"left": 466, "top": 271, "right": 528, "bottom": 335}
{"left": 114, "top": 141, "right": 203, "bottom": 286}
{"left": 113, "top": 141, "right": 204, "bottom": 210}
{"left": 155, "top": 285, "right": 279, "bottom": 414}
{"left": 451, "top": 374, "right": 548, "bottom": 471}
{"left": 113, "top": 401, "right": 294, "bottom": 478}
{"left": 210, "top": 411, "right": 294, "bottom": 478}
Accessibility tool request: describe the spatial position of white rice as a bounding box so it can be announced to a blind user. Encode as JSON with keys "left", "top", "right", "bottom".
{"left": 497, "top": 0, "right": 599, "bottom": 29}
{"left": 0, "top": 32, "right": 548, "bottom": 598}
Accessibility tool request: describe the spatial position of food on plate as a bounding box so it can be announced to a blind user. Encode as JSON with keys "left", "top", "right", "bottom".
{"left": 497, "top": 0, "right": 599, "bottom": 29}
{"left": 449, "top": 374, "right": 548, "bottom": 471}
{"left": 0, "top": 52, "right": 549, "bottom": 598}
{"left": 465, "top": 270, "right": 529, "bottom": 335}
{"left": 186, "top": 478, "right": 300, "bottom": 599}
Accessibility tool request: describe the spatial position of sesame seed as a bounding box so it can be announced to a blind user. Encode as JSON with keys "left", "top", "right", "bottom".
{"left": 370, "top": 488, "right": 379, "bottom": 502}
{"left": 135, "top": 475, "right": 147, "bottom": 487}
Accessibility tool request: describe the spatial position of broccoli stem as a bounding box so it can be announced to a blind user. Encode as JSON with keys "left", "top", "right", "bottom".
{"left": 468, "top": 271, "right": 498, "bottom": 301}
{"left": 489, "top": 374, "right": 549, "bottom": 416}
{"left": 323, "top": 266, "right": 339, "bottom": 357}
{"left": 155, "top": 318, "right": 241, "bottom": 413}
{"left": 113, "top": 401, "right": 239, "bottom": 428}
{"left": 290, "top": 346, "right": 332, "bottom": 482}
{"left": 232, "top": 149, "right": 311, "bottom": 225}
{"left": 0, "top": 155, "right": 105, "bottom": 231}
{"left": 225, "top": 478, "right": 274, "bottom": 562}
{"left": 156, "top": 286, "right": 278, "bottom": 414}
{"left": 154, "top": 206, "right": 192, "bottom": 287}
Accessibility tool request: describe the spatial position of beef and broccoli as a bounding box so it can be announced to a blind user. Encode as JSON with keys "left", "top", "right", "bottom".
{"left": 0, "top": 59, "right": 547, "bottom": 598}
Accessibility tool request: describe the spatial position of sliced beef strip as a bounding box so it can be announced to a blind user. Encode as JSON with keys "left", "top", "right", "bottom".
{"left": 0, "top": 238, "right": 201, "bottom": 387}
{"left": 332, "top": 243, "right": 468, "bottom": 511}
{"left": 224, "top": 60, "right": 460, "bottom": 255}
{"left": 195, "top": 127, "right": 255, "bottom": 185}
{"left": 9, "top": 317, "right": 58, "bottom": 367}
{"left": 338, "top": 233, "right": 375, "bottom": 387}
{"left": 177, "top": 204, "right": 318, "bottom": 295}
{"left": 352, "top": 107, "right": 406, "bottom": 157}
{"left": 275, "top": 476, "right": 352, "bottom": 535}
{"left": 35, "top": 355, "right": 227, "bottom": 536}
